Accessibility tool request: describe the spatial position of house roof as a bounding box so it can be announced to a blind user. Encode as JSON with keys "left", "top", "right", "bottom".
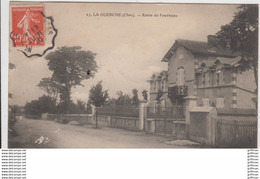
{"left": 162, "top": 39, "right": 239, "bottom": 62}
{"left": 200, "top": 60, "right": 215, "bottom": 67}
{"left": 214, "top": 56, "right": 241, "bottom": 66}
{"left": 198, "top": 56, "right": 241, "bottom": 71}
{"left": 160, "top": 70, "right": 168, "bottom": 76}
{"left": 147, "top": 70, "right": 168, "bottom": 82}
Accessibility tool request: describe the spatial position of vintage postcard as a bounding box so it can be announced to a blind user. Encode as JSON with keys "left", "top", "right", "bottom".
{"left": 8, "top": 2, "right": 258, "bottom": 148}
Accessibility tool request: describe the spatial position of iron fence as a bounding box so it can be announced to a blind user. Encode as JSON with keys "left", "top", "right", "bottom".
{"left": 147, "top": 106, "right": 185, "bottom": 120}
{"left": 98, "top": 105, "right": 139, "bottom": 118}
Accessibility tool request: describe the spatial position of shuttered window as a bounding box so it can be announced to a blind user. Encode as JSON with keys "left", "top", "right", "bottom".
{"left": 177, "top": 67, "right": 185, "bottom": 86}
{"left": 202, "top": 98, "right": 209, "bottom": 107}
{"left": 216, "top": 97, "right": 224, "bottom": 108}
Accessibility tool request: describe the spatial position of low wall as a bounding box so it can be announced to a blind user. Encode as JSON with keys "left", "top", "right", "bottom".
{"left": 94, "top": 115, "right": 111, "bottom": 127}
{"left": 64, "top": 114, "right": 93, "bottom": 125}
{"left": 111, "top": 116, "right": 139, "bottom": 131}
{"left": 45, "top": 113, "right": 140, "bottom": 131}
{"left": 47, "top": 114, "right": 60, "bottom": 121}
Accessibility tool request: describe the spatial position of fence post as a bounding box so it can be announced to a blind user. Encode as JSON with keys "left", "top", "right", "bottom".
{"left": 139, "top": 100, "right": 148, "bottom": 131}
{"left": 184, "top": 96, "right": 198, "bottom": 138}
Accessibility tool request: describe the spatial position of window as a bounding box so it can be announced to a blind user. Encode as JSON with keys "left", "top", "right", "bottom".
{"left": 177, "top": 67, "right": 185, "bottom": 86}
{"left": 202, "top": 72, "right": 206, "bottom": 86}
{"left": 202, "top": 98, "right": 209, "bottom": 107}
{"left": 216, "top": 97, "right": 224, "bottom": 108}
{"left": 178, "top": 54, "right": 184, "bottom": 59}
{"left": 216, "top": 70, "right": 221, "bottom": 85}
{"left": 161, "top": 99, "right": 166, "bottom": 108}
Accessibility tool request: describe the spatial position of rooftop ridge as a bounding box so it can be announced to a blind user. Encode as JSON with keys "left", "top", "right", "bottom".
{"left": 177, "top": 39, "right": 207, "bottom": 44}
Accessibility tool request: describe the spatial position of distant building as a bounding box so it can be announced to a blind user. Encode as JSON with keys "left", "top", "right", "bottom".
{"left": 148, "top": 36, "right": 256, "bottom": 109}
{"left": 147, "top": 71, "right": 170, "bottom": 108}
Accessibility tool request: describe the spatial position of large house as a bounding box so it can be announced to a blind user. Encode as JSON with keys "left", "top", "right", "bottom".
{"left": 148, "top": 36, "right": 256, "bottom": 109}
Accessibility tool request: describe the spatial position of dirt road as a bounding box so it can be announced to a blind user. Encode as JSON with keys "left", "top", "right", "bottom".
{"left": 9, "top": 118, "right": 192, "bottom": 148}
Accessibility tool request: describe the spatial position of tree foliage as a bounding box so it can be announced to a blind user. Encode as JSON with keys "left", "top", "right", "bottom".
{"left": 75, "top": 100, "right": 89, "bottom": 114}
{"left": 37, "top": 78, "right": 60, "bottom": 100}
{"left": 39, "top": 46, "right": 98, "bottom": 113}
{"left": 88, "top": 81, "right": 109, "bottom": 107}
{"left": 142, "top": 89, "right": 148, "bottom": 100}
{"left": 114, "top": 91, "right": 132, "bottom": 105}
{"left": 132, "top": 88, "right": 139, "bottom": 105}
{"left": 210, "top": 5, "right": 258, "bottom": 86}
{"left": 24, "top": 95, "right": 57, "bottom": 117}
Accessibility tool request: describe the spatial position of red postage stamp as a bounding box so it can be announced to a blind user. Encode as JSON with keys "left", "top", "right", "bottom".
{"left": 11, "top": 6, "right": 45, "bottom": 47}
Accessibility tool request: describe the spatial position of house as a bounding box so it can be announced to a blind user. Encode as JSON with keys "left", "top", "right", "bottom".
{"left": 148, "top": 36, "right": 256, "bottom": 109}
{"left": 147, "top": 71, "right": 171, "bottom": 108}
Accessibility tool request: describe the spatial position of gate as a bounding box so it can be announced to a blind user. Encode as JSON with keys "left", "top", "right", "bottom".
{"left": 147, "top": 106, "right": 185, "bottom": 135}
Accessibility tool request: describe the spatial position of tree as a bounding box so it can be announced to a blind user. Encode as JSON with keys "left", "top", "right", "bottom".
{"left": 75, "top": 100, "right": 88, "bottom": 114}
{"left": 88, "top": 81, "right": 109, "bottom": 128}
{"left": 89, "top": 81, "right": 109, "bottom": 108}
{"left": 210, "top": 5, "right": 258, "bottom": 87}
{"left": 132, "top": 88, "right": 139, "bottom": 105}
{"left": 37, "top": 78, "right": 60, "bottom": 101}
{"left": 115, "top": 91, "right": 132, "bottom": 105}
{"left": 24, "top": 95, "right": 57, "bottom": 117}
{"left": 142, "top": 89, "right": 148, "bottom": 100}
{"left": 37, "top": 95, "right": 57, "bottom": 114}
{"left": 39, "top": 46, "right": 98, "bottom": 113}
{"left": 155, "top": 89, "right": 164, "bottom": 105}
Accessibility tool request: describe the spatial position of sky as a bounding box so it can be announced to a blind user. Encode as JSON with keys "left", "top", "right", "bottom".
{"left": 9, "top": 3, "right": 239, "bottom": 105}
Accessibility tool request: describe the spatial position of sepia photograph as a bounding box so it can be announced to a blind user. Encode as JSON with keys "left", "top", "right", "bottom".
{"left": 8, "top": 2, "right": 258, "bottom": 148}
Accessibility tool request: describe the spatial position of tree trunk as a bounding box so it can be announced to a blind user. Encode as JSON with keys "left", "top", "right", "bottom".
{"left": 64, "top": 84, "right": 72, "bottom": 114}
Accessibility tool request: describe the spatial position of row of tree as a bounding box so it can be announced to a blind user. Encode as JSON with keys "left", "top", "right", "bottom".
{"left": 88, "top": 81, "right": 148, "bottom": 107}
{"left": 24, "top": 95, "right": 91, "bottom": 116}
{"left": 23, "top": 84, "right": 148, "bottom": 116}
